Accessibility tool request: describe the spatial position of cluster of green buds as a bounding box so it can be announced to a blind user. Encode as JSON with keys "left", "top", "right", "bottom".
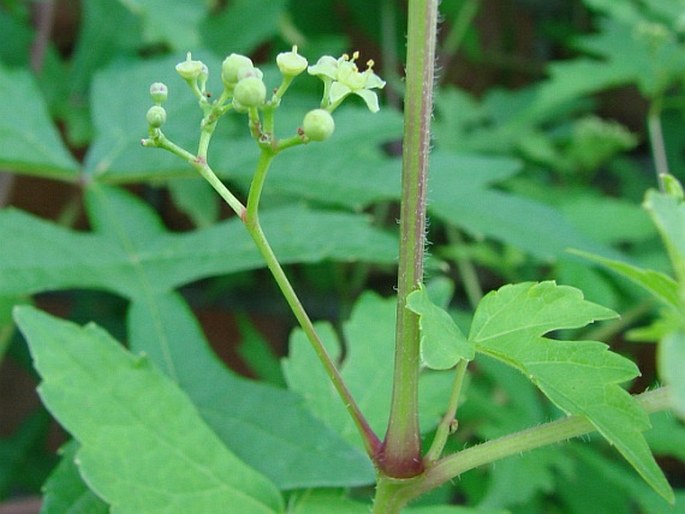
{"left": 143, "top": 47, "right": 384, "bottom": 147}
{"left": 221, "top": 53, "right": 266, "bottom": 110}
{"left": 146, "top": 82, "right": 168, "bottom": 128}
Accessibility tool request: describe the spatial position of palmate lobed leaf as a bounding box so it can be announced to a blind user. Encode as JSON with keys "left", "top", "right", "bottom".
{"left": 120, "top": 0, "right": 207, "bottom": 50}
{"left": 577, "top": 189, "right": 685, "bottom": 421}
{"left": 469, "top": 281, "right": 673, "bottom": 502}
{"left": 128, "top": 291, "right": 374, "bottom": 489}
{"left": 0, "top": 184, "right": 398, "bottom": 299}
{"left": 13, "top": 305, "right": 284, "bottom": 514}
{"left": 0, "top": 64, "right": 79, "bottom": 178}
{"left": 201, "top": 0, "right": 286, "bottom": 57}
{"left": 426, "top": 154, "right": 622, "bottom": 262}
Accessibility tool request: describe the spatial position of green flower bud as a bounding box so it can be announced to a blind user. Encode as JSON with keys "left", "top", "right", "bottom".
{"left": 222, "top": 53, "right": 254, "bottom": 86}
{"left": 176, "top": 52, "right": 205, "bottom": 81}
{"left": 149, "top": 82, "right": 168, "bottom": 104}
{"left": 277, "top": 45, "right": 308, "bottom": 77}
{"left": 233, "top": 76, "right": 267, "bottom": 108}
{"left": 146, "top": 105, "right": 167, "bottom": 128}
{"left": 302, "top": 109, "right": 335, "bottom": 141}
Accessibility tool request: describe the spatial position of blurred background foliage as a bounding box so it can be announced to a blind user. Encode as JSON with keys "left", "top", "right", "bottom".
{"left": 0, "top": 0, "right": 684, "bottom": 512}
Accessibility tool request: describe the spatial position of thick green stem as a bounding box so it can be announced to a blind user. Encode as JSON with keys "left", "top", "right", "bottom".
{"left": 381, "top": 0, "right": 438, "bottom": 478}
{"left": 243, "top": 149, "right": 381, "bottom": 458}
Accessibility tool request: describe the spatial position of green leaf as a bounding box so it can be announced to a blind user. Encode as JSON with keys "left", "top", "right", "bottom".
{"left": 427, "top": 153, "right": 622, "bottom": 261}
{"left": 658, "top": 331, "right": 685, "bottom": 419}
{"left": 559, "top": 194, "right": 655, "bottom": 245}
{"left": 406, "top": 285, "right": 474, "bottom": 370}
{"left": 119, "top": 0, "right": 207, "bottom": 50}
{"left": 283, "top": 292, "right": 453, "bottom": 448}
{"left": 566, "top": 445, "right": 679, "bottom": 514}
{"left": 14, "top": 305, "right": 284, "bottom": 514}
{"left": 558, "top": 445, "right": 635, "bottom": 514}
{"left": 128, "top": 291, "right": 374, "bottom": 489}
{"left": 201, "top": 0, "right": 286, "bottom": 56}
{"left": 236, "top": 314, "right": 286, "bottom": 387}
{"left": 0, "top": 64, "right": 79, "bottom": 178}
{"left": 470, "top": 281, "right": 673, "bottom": 502}
{"left": 67, "top": 0, "right": 141, "bottom": 97}
{"left": 572, "top": 19, "right": 685, "bottom": 98}
{"left": 536, "top": 16, "right": 685, "bottom": 105}
{"left": 535, "top": 57, "right": 633, "bottom": 111}
{"left": 40, "top": 441, "right": 108, "bottom": 514}
{"left": 644, "top": 189, "right": 685, "bottom": 284}
{"left": 0, "top": 184, "right": 397, "bottom": 299}
{"left": 570, "top": 250, "right": 681, "bottom": 310}
{"left": 478, "top": 449, "right": 568, "bottom": 510}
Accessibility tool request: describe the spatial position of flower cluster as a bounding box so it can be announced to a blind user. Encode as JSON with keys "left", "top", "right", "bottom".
{"left": 144, "top": 47, "right": 384, "bottom": 146}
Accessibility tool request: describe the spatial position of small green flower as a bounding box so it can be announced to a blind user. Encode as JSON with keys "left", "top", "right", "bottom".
{"left": 302, "top": 109, "right": 335, "bottom": 141}
{"left": 146, "top": 105, "right": 167, "bottom": 128}
{"left": 277, "top": 45, "right": 308, "bottom": 77}
{"left": 149, "top": 82, "right": 168, "bottom": 104}
{"left": 175, "top": 52, "right": 205, "bottom": 81}
{"left": 308, "top": 51, "right": 385, "bottom": 112}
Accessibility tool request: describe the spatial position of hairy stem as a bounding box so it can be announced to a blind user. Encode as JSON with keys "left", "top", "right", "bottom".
{"left": 379, "top": 387, "right": 673, "bottom": 510}
{"left": 381, "top": 0, "right": 438, "bottom": 478}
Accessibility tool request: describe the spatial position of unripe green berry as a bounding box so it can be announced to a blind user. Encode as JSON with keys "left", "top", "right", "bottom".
{"left": 233, "top": 76, "right": 267, "bottom": 108}
{"left": 302, "top": 109, "right": 335, "bottom": 141}
{"left": 222, "top": 53, "right": 254, "bottom": 86}
{"left": 149, "top": 82, "right": 168, "bottom": 104}
{"left": 146, "top": 105, "right": 167, "bottom": 128}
